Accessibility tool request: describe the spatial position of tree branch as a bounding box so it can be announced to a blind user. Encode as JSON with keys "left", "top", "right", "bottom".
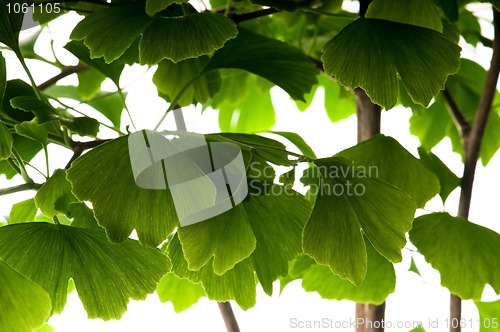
{"left": 0, "top": 182, "right": 42, "bottom": 197}
{"left": 217, "top": 302, "right": 240, "bottom": 332}
{"left": 450, "top": 8, "right": 500, "bottom": 332}
{"left": 38, "top": 64, "right": 89, "bottom": 91}
{"left": 442, "top": 88, "right": 471, "bottom": 138}
{"left": 227, "top": 8, "right": 279, "bottom": 23}
{"left": 65, "top": 139, "right": 111, "bottom": 169}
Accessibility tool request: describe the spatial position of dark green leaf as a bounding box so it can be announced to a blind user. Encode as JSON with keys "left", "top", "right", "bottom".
{"left": 435, "top": 0, "right": 458, "bottom": 22}
{"left": 302, "top": 157, "right": 415, "bottom": 285}
{"left": 71, "top": 8, "right": 152, "bottom": 63}
{"left": 336, "top": 135, "right": 440, "bottom": 208}
{"left": 410, "top": 213, "right": 500, "bottom": 300}
{"left": 0, "top": 52, "right": 5, "bottom": 102}
{"left": 0, "top": 259, "right": 51, "bottom": 332}
{"left": 206, "top": 28, "right": 319, "bottom": 101}
{"left": 14, "top": 119, "right": 48, "bottom": 145}
{"left": 35, "top": 169, "right": 78, "bottom": 217}
{"left": 139, "top": 12, "right": 237, "bottom": 64}
{"left": 67, "top": 136, "right": 179, "bottom": 247}
{"left": 10, "top": 96, "right": 57, "bottom": 123}
{"left": 302, "top": 241, "right": 396, "bottom": 304}
{"left": 0, "top": 120, "right": 12, "bottom": 160}
{"left": 417, "top": 147, "right": 460, "bottom": 202}
{"left": 270, "top": 131, "right": 317, "bottom": 159}
{"left": 146, "top": 0, "right": 187, "bottom": 16}
{"left": 9, "top": 198, "right": 37, "bottom": 223}
{"left": 1, "top": 80, "right": 36, "bottom": 123}
{"left": 322, "top": 18, "right": 461, "bottom": 109}
{"left": 0, "top": 0, "right": 22, "bottom": 50}
{"left": 156, "top": 273, "right": 206, "bottom": 313}
{"left": 366, "top": 0, "right": 443, "bottom": 31}
{"left": 0, "top": 222, "right": 170, "bottom": 319}
{"left": 0, "top": 134, "right": 42, "bottom": 179}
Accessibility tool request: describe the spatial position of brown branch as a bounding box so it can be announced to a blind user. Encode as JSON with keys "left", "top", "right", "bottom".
{"left": 442, "top": 88, "right": 471, "bottom": 138}
{"left": 217, "top": 302, "right": 240, "bottom": 332}
{"left": 38, "top": 64, "right": 89, "bottom": 91}
{"left": 450, "top": 8, "right": 500, "bottom": 332}
{"left": 227, "top": 8, "right": 279, "bottom": 23}
{"left": 65, "top": 139, "right": 111, "bottom": 169}
{"left": 0, "top": 182, "right": 42, "bottom": 197}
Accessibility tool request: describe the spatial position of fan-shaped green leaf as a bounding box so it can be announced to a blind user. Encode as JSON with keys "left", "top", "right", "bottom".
{"left": 0, "top": 223, "right": 170, "bottom": 319}
{"left": 410, "top": 213, "right": 500, "bottom": 299}
{"left": 0, "top": 259, "right": 51, "bottom": 332}
{"left": 302, "top": 241, "right": 396, "bottom": 304}
{"left": 322, "top": 18, "right": 461, "bottom": 109}
{"left": 0, "top": 120, "right": 12, "bottom": 160}
{"left": 71, "top": 8, "right": 152, "bottom": 63}
{"left": 475, "top": 300, "right": 500, "bottom": 331}
{"left": 270, "top": 131, "right": 317, "bottom": 159}
{"left": 139, "top": 12, "right": 237, "bottom": 64}
{"left": 35, "top": 169, "right": 77, "bottom": 217}
{"left": 9, "top": 198, "right": 37, "bottom": 223}
{"left": 14, "top": 119, "right": 49, "bottom": 146}
{"left": 335, "top": 135, "right": 440, "bottom": 208}
{"left": 206, "top": 28, "right": 319, "bottom": 101}
{"left": 146, "top": 0, "right": 187, "bottom": 16}
{"left": 156, "top": 273, "right": 206, "bottom": 313}
{"left": 302, "top": 157, "right": 415, "bottom": 285}
{"left": 67, "top": 137, "right": 178, "bottom": 247}
{"left": 366, "top": 0, "right": 443, "bottom": 31}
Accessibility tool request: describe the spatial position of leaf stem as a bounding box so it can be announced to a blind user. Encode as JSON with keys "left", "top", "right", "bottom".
{"left": 441, "top": 88, "right": 471, "bottom": 138}
{"left": 217, "top": 302, "right": 240, "bottom": 332}
{"left": 0, "top": 182, "right": 42, "bottom": 197}
{"left": 38, "top": 64, "right": 89, "bottom": 91}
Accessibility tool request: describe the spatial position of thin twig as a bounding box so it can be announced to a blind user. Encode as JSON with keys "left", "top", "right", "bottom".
{"left": 450, "top": 8, "right": 500, "bottom": 332}
{"left": 441, "top": 88, "right": 471, "bottom": 138}
{"left": 38, "top": 64, "right": 89, "bottom": 91}
{"left": 0, "top": 182, "right": 42, "bottom": 197}
{"left": 217, "top": 302, "right": 240, "bottom": 332}
{"left": 65, "top": 139, "right": 111, "bottom": 169}
{"left": 227, "top": 8, "right": 279, "bottom": 23}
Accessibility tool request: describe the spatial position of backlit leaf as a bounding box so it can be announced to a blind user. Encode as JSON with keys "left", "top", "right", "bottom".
{"left": 475, "top": 300, "right": 500, "bottom": 332}
{"left": 0, "top": 223, "right": 170, "bottom": 319}
{"left": 156, "top": 273, "right": 206, "bottom": 313}
{"left": 9, "top": 198, "right": 37, "bottom": 223}
{"left": 322, "top": 18, "right": 461, "bottom": 109}
{"left": 410, "top": 213, "right": 500, "bottom": 299}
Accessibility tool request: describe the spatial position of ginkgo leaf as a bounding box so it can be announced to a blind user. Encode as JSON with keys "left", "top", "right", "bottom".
{"left": 70, "top": 8, "right": 152, "bottom": 63}
{"left": 0, "top": 259, "right": 51, "bottom": 332}
{"left": 35, "top": 169, "right": 77, "bottom": 217}
{"left": 206, "top": 28, "right": 319, "bottom": 101}
{"left": 146, "top": 0, "right": 187, "bottom": 17}
{"left": 0, "top": 135, "right": 42, "bottom": 179}
{"left": 14, "top": 119, "right": 49, "bottom": 146}
{"left": 0, "top": 120, "right": 12, "bottom": 160}
{"left": 139, "top": 12, "right": 237, "bottom": 64}
{"left": 474, "top": 300, "right": 500, "bottom": 331}
{"left": 366, "top": 0, "right": 443, "bottom": 32}
{"left": 0, "top": 223, "right": 170, "bottom": 319}
{"left": 302, "top": 157, "right": 415, "bottom": 285}
{"left": 67, "top": 137, "right": 179, "bottom": 247}
{"left": 302, "top": 240, "right": 396, "bottom": 304}
{"left": 335, "top": 135, "right": 440, "bottom": 208}
{"left": 178, "top": 185, "right": 310, "bottom": 294}
{"left": 322, "top": 18, "right": 461, "bottom": 109}
{"left": 156, "top": 273, "right": 206, "bottom": 313}
{"left": 0, "top": 52, "right": 5, "bottom": 102}
{"left": 168, "top": 234, "right": 257, "bottom": 309}
{"left": 410, "top": 213, "right": 500, "bottom": 299}
{"left": 9, "top": 198, "right": 37, "bottom": 223}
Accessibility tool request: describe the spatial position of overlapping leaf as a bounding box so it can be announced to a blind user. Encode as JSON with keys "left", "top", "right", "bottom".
{"left": 35, "top": 169, "right": 78, "bottom": 217}
{"left": 475, "top": 300, "right": 500, "bottom": 331}
{"left": 67, "top": 137, "right": 179, "bottom": 246}
{"left": 302, "top": 157, "right": 415, "bottom": 285}
{"left": 156, "top": 273, "right": 206, "bottom": 313}
{"left": 9, "top": 198, "right": 37, "bottom": 223}
{"left": 178, "top": 185, "right": 310, "bottom": 294}
{"left": 0, "top": 120, "right": 12, "bottom": 160}
{"left": 322, "top": 18, "right": 461, "bottom": 109}
{"left": 410, "top": 213, "right": 500, "bottom": 299}
{"left": 0, "top": 135, "right": 42, "bottom": 179}
{"left": 0, "top": 223, "right": 170, "bottom": 319}
{"left": 0, "top": 259, "right": 51, "bottom": 332}
{"left": 301, "top": 241, "right": 396, "bottom": 304}
{"left": 335, "top": 134, "right": 440, "bottom": 208}
{"left": 206, "top": 28, "right": 319, "bottom": 101}
{"left": 70, "top": 6, "right": 237, "bottom": 64}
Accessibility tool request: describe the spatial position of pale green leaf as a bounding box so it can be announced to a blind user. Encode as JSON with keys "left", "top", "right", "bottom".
{"left": 409, "top": 99, "right": 449, "bottom": 149}
{"left": 0, "top": 120, "right": 12, "bottom": 160}
{"left": 302, "top": 157, "right": 415, "bottom": 285}
{"left": 206, "top": 28, "right": 319, "bottom": 101}
{"left": 139, "top": 12, "right": 237, "bottom": 64}
{"left": 410, "top": 213, "right": 500, "bottom": 299}
{"left": 157, "top": 273, "right": 206, "bottom": 313}
{"left": 409, "top": 325, "right": 426, "bottom": 332}
{"left": 67, "top": 137, "right": 178, "bottom": 247}
{"left": 336, "top": 135, "right": 440, "bottom": 208}
{"left": 302, "top": 241, "right": 396, "bottom": 304}
{"left": 322, "top": 18, "right": 461, "bottom": 109}
{"left": 475, "top": 300, "right": 500, "bottom": 332}
{"left": 77, "top": 69, "right": 106, "bottom": 101}
{"left": 366, "top": 0, "right": 443, "bottom": 31}
{"left": 0, "top": 259, "right": 51, "bottom": 332}
{"left": 0, "top": 223, "right": 170, "bottom": 319}
{"left": 9, "top": 198, "right": 37, "bottom": 223}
